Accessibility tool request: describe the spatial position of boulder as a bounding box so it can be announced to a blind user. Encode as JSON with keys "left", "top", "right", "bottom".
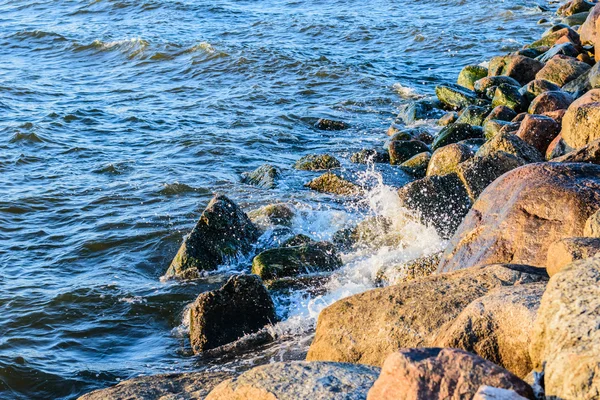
{"left": 332, "top": 216, "right": 405, "bottom": 250}
{"left": 306, "top": 263, "right": 547, "bottom": 366}
{"left": 189, "top": 274, "right": 276, "bottom": 354}
{"left": 433, "top": 283, "right": 547, "bottom": 378}
{"left": 585, "top": 208, "right": 600, "bottom": 237}
{"left": 475, "top": 76, "right": 521, "bottom": 97}
{"left": 431, "top": 123, "right": 484, "bottom": 151}
{"left": 476, "top": 132, "right": 543, "bottom": 164}
{"left": 579, "top": 3, "right": 600, "bottom": 45}
{"left": 536, "top": 42, "right": 580, "bottom": 63}
{"left": 378, "top": 252, "right": 442, "bottom": 285}
{"left": 241, "top": 164, "right": 280, "bottom": 189}
{"left": 305, "top": 173, "right": 362, "bottom": 196}
{"left": 473, "top": 386, "right": 529, "bottom": 400}
{"left": 483, "top": 105, "right": 518, "bottom": 124}
{"left": 535, "top": 56, "right": 591, "bottom": 87}
{"left": 427, "top": 143, "right": 474, "bottom": 176}
{"left": 494, "top": 55, "right": 545, "bottom": 86}
{"left": 435, "top": 83, "right": 489, "bottom": 110}
{"left": 546, "top": 134, "right": 567, "bottom": 160}
{"left": 542, "top": 108, "right": 566, "bottom": 124}
{"left": 519, "top": 79, "right": 562, "bottom": 103}
{"left": 350, "top": 148, "right": 389, "bottom": 164}
{"left": 560, "top": 88, "right": 600, "bottom": 150}
{"left": 388, "top": 140, "right": 430, "bottom": 165}
{"left": 458, "top": 65, "right": 489, "bottom": 90}
{"left": 484, "top": 120, "right": 512, "bottom": 139}
{"left": 492, "top": 84, "right": 527, "bottom": 113}
{"left": 251, "top": 242, "right": 342, "bottom": 280}
{"left": 394, "top": 98, "right": 445, "bottom": 124}
{"left": 456, "top": 152, "right": 525, "bottom": 201}
{"left": 315, "top": 118, "right": 348, "bottom": 131}
{"left": 367, "top": 348, "right": 534, "bottom": 400}
{"left": 438, "top": 163, "right": 600, "bottom": 272}
{"left": 399, "top": 151, "right": 431, "bottom": 178}
{"left": 206, "top": 361, "right": 380, "bottom": 400}
{"left": 397, "top": 173, "right": 471, "bottom": 239}
{"left": 248, "top": 203, "right": 295, "bottom": 228}
{"left": 78, "top": 371, "right": 235, "bottom": 400}
{"left": 514, "top": 114, "right": 561, "bottom": 154}
{"left": 166, "top": 195, "right": 260, "bottom": 279}
{"left": 546, "top": 237, "right": 600, "bottom": 276}
{"left": 527, "top": 91, "right": 573, "bottom": 114}
{"left": 527, "top": 27, "right": 581, "bottom": 48}
{"left": 554, "top": 138, "right": 600, "bottom": 163}
{"left": 438, "top": 111, "right": 459, "bottom": 126}
{"left": 558, "top": 0, "right": 594, "bottom": 16}
{"left": 455, "top": 105, "right": 491, "bottom": 126}
{"left": 562, "top": 11, "right": 591, "bottom": 27}
{"left": 529, "top": 256, "right": 600, "bottom": 399}
{"left": 294, "top": 154, "right": 340, "bottom": 171}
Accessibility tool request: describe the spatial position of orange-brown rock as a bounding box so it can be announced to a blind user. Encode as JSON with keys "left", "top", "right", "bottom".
{"left": 560, "top": 89, "right": 600, "bottom": 150}
{"left": 580, "top": 3, "right": 600, "bottom": 45}
{"left": 438, "top": 163, "right": 600, "bottom": 273}
{"left": 528, "top": 91, "right": 573, "bottom": 114}
{"left": 554, "top": 138, "right": 600, "bottom": 164}
{"left": 366, "top": 348, "right": 534, "bottom": 400}
{"left": 542, "top": 109, "right": 566, "bottom": 125}
{"left": 515, "top": 114, "right": 561, "bottom": 155}
{"left": 546, "top": 134, "right": 566, "bottom": 160}
{"left": 546, "top": 237, "right": 600, "bottom": 276}
{"left": 535, "top": 56, "right": 591, "bottom": 87}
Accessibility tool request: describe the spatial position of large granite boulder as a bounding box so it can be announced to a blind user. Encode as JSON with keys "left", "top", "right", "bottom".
{"left": 166, "top": 195, "right": 260, "bottom": 279}
{"left": 305, "top": 173, "right": 362, "bottom": 196}
{"left": 433, "top": 283, "right": 547, "bottom": 378}
{"left": 206, "top": 361, "right": 380, "bottom": 400}
{"left": 560, "top": 89, "right": 600, "bottom": 150}
{"left": 535, "top": 56, "right": 591, "bottom": 87}
{"left": 585, "top": 208, "right": 600, "bottom": 237}
{"left": 306, "top": 264, "right": 547, "bottom": 366}
{"left": 367, "top": 348, "right": 534, "bottom": 400}
{"left": 554, "top": 138, "right": 600, "bottom": 164}
{"left": 488, "top": 55, "right": 544, "bottom": 86}
{"left": 529, "top": 256, "right": 600, "bottom": 399}
{"left": 189, "top": 274, "right": 276, "bottom": 354}
{"left": 435, "top": 83, "right": 489, "bottom": 110}
{"left": 438, "top": 163, "right": 600, "bottom": 272}
{"left": 427, "top": 143, "right": 474, "bottom": 176}
{"left": 431, "top": 123, "right": 484, "bottom": 150}
{"left": 458, "top": 65, "right": 489, "bottom": 90}
{"left": 520, "top": 80, "right": 562, "bottom": 103}
{"left": 579, "top": 3, "right": 600, "bottom": 46}
{"left": 476, "top": 132, "right": 543, "bottom": 164}
{"left": 545, "top": 237, "right": 600, "bottom": 276}
{"left": 514, "top": 114, "right": 561, "bottom": 155}
{"left": 528, "top": 91, "right": 573, "bottom": 114}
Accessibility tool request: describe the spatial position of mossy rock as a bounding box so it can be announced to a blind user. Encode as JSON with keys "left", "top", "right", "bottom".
{"left": 377, "top": 252, "right": 442, "bottom": 285}
{"left": 519, "top": 79, "right": 562, "bottom": 103}
{"left": 483, "top": 119, "right": 512, "bottom": 140}
{"left": 482, "top": 106, "right": 517, "bottom": 125}
{"left": 331, "top": 216, "right": 405, "bottom": 251}
{"left": 304, "top": 172, "right": 362, "bottom": 196}
{"left": 251, "top": 243, "right": 342, "bottom": 281}
{"left": 281, "top": 234, "right": 314, "bottom": 247}
{"left": 473, "top": 76, "right": 521, "bottom": 97}
{"left": 264, "top": 273, "right": 332, "bottom": 294}
{"left": 241, "top": 164, "right": 280, "bottom": 189}
{"left": 350, "top": 149, "right": 390, "bottom": 164}
{"left": 400, "top": 152, "right": 431, "bottom": 178}
{"left": 294, "top": 154, "right": 341, "bottom": 171}
{"left": 438, "top": 112, "right": 459, "bottom": 126}
{"left": 492, "top": 84, "right": 527, "bottom": 112}
{"left": 457, "top": 65, "right": 489, "bottom": 90}
{"left": 435, "top": 83, "right": 490, "bottom": 110}
{"left": 315, "top": 118, "right": 349, "bottom": 131}
{"left": 394, "top": 98, "right": 446, "bottom": 124}
{"left": 455, "top": 105, "right": 491, "bottom": 126}
{"left": 389, "top": 140, "right": 430, "bottom": 165}
{"left": 427, "top": 143, "right": 474, "bottom": 177}
{"left": 431, "top": 123, "right": 484, "bottom": 151}
{"left": 248, "top": 203, "right": 295, "bottom": 228}
{"left": 476, "top": 132, "right": 543, "bottom": 164}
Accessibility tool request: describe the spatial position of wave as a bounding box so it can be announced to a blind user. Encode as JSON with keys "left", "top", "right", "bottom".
{"left": 9, "top": 131, "right": 45, "bottom": 144}
{"left": 72, "top": 37, "right": 150, "bottom": 58}
{"left": 10, "top": 30, "right": 67, "bottom": 42}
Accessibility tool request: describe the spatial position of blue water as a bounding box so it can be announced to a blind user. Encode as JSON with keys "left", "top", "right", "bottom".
{"left": 0, "top": 0, "right": 551, "bottom": 398}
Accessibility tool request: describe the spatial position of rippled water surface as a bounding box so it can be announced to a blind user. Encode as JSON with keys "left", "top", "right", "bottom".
{"left": 0, "top": 0, "right": 552, "bottom": 398}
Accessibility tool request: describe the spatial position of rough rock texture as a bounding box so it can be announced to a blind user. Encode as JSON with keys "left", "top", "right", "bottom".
{"left": 350, "top": 148, "right": 390, "bottom": 164}
{"left": 206, "top": 361, "right": 380, "bottom": 400}
{"left": 305, "top": 173, "right": 361, "bottom": 196}
{"left": 546, "top": 237, "right": 600, "bottom": 276}
{"left": 251, "top": 242, "right": 342, "bottom": 280}
{"left": 241, "top": 164, "right": 280, "bottom": 189}
{"left": 189, "top": 274, "right": 276, "bottom": 354}
{"left": 514, "top": 114, "right": 561, "bottom": 155}
{"left": 520, "top": 80, "right": 562, "bottom": 103}
{"left": 473, "top": 386, "right": 529, "bottom": 400}
{"left": 78, "top": 371, "right": 235, "bottom": 400}
{"left": 545, "top": 134, "right": 566, "bottom": 160}
{"left": 580, "top": 3, "right": 600, "bottom": 45}
{"left": 389, "top": 140, "right": 430, "bottom": 165}
{"left": 306, "top": 264, "right": 547, "bottom": 366}
{"left": 458, "top": 65, "right": 489, "bottom": 90}
{"left": 397, "top": 173, "right": 471, "bottom": 239}
{"left": 394, "top": 98, "right": 446, "bottom": 125}
{"left": 584, "top": 208, "right": 600, "bottom": 237}
{"left": 537, "top": 42, "right": 580, "bottom": 64}
{"left": 427, "top": 143, "right": 474, "bottom": 176}
{"left": 438, "top": 163, "right": 600, "bottom": 272}
{"left": 535, "top": 56, "right": 591, "bottom": 87}
{"left": 379, "top": 252, "right": 442, "bottom": 285}
{"left": 529, "top": 256, "right": 600, "bottom": 399}
{"left": 484, "top": 106, "right": 518, "bottom": 124}
{"left": 475, "top": 76, "right": 521, "bottom": 96}
{"left": 399, "top": 151, "right": 431, "bottom": 178}
{"left": 315, "top": 118, "right": 349, "bottom": 131}
{"left": 248, "top": 203, "right": 295, "bottom": 228}
{"left": 528, "top": 27, "right": 580, "bottom": 48}
{"left": 431, "top": 123, "right": 484, "bottom": 150}
{"left": 484, "top": 120, "right": 512, "bottom": 139}
{"left": 455, "top": 105, "right": 491, "bottom": 126}
{"left": 438, "top": 111, "right": 459, "bottom": 126}
{"left": 527, "top": 91, "right": 573, "bottom": 114}
{"left": 489, "top": 55, "right": 545, "bottom": 85}
{"left": 433, "top": 283, "right": 546, "bottom": 378}
{"left": 560, "top": 89, "right": 600, "bottom": 150}
{"left": 558, "top": 0, "right": 594, "bottom": 17}
{"left": 166, "top": 195, "right": 260, "bottom": 279}
{"left": 366, "top": 348, "right": 534, "bottom": 400}
{"left": 294, "top": 154, "right": 341, "bottom": 171}
{"left": 492, "top": 84, "right": 527, "bottom": 112}
{"left": 554, "top": 137, "right": 600, "bottom": 164}
{"left": 435, "top": 83, "right": 489, "bottom": 110}
{"left": 476, "top": 132, "right": 543, "bottom": 164}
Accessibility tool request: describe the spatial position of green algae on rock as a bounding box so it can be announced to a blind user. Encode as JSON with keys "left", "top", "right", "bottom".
{"left": 294, "top": 154, "right": 341, "bottom": 171}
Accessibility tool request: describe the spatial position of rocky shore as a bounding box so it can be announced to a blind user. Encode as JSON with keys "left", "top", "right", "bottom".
{"left": 81, "top": 1, "right": 600, "bottom": 399}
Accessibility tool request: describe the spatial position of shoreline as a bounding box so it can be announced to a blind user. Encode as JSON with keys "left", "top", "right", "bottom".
{"left": 79, "top": 0, "right": 600, "bottom": 398}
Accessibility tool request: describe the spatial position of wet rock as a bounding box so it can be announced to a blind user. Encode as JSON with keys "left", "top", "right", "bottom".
{"left": 367, "top": 348, "right": 535, "bottom": 400}
{"left": 251, "top": 242, "right": 342, "bottom": 281}
{"left": 397, "top": 173, "right": 471, "bottom": 239}
{"left": 455, "top": 105, "right": 491, "bottom": 126}
{"left": 492, "top": 84, "right": 528, "bottom": 112}
{"left": 388, "top": 139, "right": 430, "bottom": 165}
{"left": 387, "top": 130, "right": 412, "bottom": 143}
{"left": 438, "top": 111, "right": 459, "bottom": 126}
{"left": 546, "top": 237, "right": 600, "bottom": 276}
{"left": 394, "top": 97, "right": 446, "bottom": 125}
{"left": 476, "top": 132, "right": 544, "bottom": 164}
{"left": 514, "top": 114, "right": 561, "bottom": 155}
{"left": 337, "top": 216, "right": 406, "bottom": 250}
{"left": 527, "top": 27, "right": 581, "bottom": 48}
{"left": 378, "top": 251, "right": 442, "bottom": 284}
{"left": 281, "top": 233, "right": 313, "bottom": 247}
{"left": 294, "top": 154, "right": 341, "bottom": 171}
{"left": 427, "top": 143, "right": 474, "bottom": 176}
{"left": 484, "top": 120, "right": 512, "bottom": 139}
{"left": 241, "top": 164, "right": 280, "bottom": 189}
{"left": 248, "top": 203, "right": 295, "bottom": 228}
{"left": 458, "top": 137, "right": 486, "bottom": 151}
{"left": 561, "top": 67, "right": 593, "bottom": 97}
{"left": 563, "top": 11, "right": 591, "bottom": 27}
{"left": 536, "top": 42, "right": 580, "bottom": 63}
{"left": 305, "top": 172, "right": 362, "bottom": 196}
{"left": 585, "top": 208, "right": 600, "bottom": 237}
{"left": 542, "top": 108, "right": 567, "bottom": 124}
{"left": 78, "top": 371, "right": 235, "bottom": 400}
{"left": 434, "top": 283, "right": 547, "bottom": 378}
{"left": 189, "top": 274, "right": 276, "bottom": 354}
{"left": 473, "top": 386, "right": 530, "bottom": 400}
{"left": 458, "top": 65, "right": 489, "bottom": 90}
{"left": 206, "top": 361, "right": 380, "bottom": 400}
{"left": 166, "top": 195, "right": 260, "bottom": 279}
{"left": 519, "top": 79, "right": 562, "bottom": 103}
{"left": 315, "top": 118, "right": 349, "bottom": 131}
{"left": 579, "top": 3, "right": 600, "bottom": 46}
{"left": 399, "top": 151, "right": 431, "bottom": 178}
{"left": 514, "top": 47, "right": 550, "bottom": 58}
{"left": 306, "top": 263, "right": 547, "bottom": 366}
{"left": 558, "top": 0, "right": 594, "bottom": 16}
{"left": 546, "top": 134, "right": 567, "bottom": 159}
{"left": 474, "top": 76, "right": 521, "bottom": 97}
{"left": 512, "top": 113, "right": 528, "bottom": 122}
{"left": 492, "top": 55, "right": 545, "bottom": 86}
{"left": 456, "top": 152, "right": 525, "bottom": 201}
{"left": 483, "top": 105, "right": 518, "bottom": 124}
{"left": 527, "top": 91, "right": 573, "bottom": 114}
{"left": 435, "top": 83, "right": 489, "bottom": 110}
{"left": 264, "top": 273, "right": 332, "bottom": 293}
{"left": 535, "top": 56, "right": 591, "bottom": 87}
{"left": 350, "top": 148, "right": 389, "bottom": 164}
{"left": 438, "top": 163, "right": 600, "bottom": 272}
{"left": 500, "top": 121, "right": 522, "bottom": 135}
{"left": 529, "top": 256, "right": 600, "bottom": 399}
{"left": 554, "top": 138, "right": 600, "bottom": 163}
{"left": 431, "top": 123, "right": 484, "bottom": 151}
{"left": 560, "top": 88, "right": 600, "bottom": 150}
